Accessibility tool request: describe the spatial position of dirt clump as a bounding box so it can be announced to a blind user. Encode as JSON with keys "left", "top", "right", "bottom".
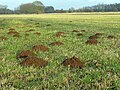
{"left": 34, "top": 32, "right": 41, "bottom": 35}
{"left": 95, "top": 33, "right": 103, "bottom": 36}
{"left": 50, "top": 41, "right": 64, "bottom": 46}
{"left": 81, "top": 30, "right": 86, "bottom": 32}
{"left": 13, "top": 34, "right": 20, "bottom": 38}
{"left": 77, "top": 33, "right": 83, "bottom": 36}
{"left": 32, "top": 45, "right": 49, "bottom": 52}
{"left": 7, "top": 31, "right": 19, "bottom": 35}
{"left": 62, "top": 56, "right": 84, "bottom": 68}
{"left": 0, "top": 36, "right": 7, "bottom": 41}
{"left": 8, "top": 28, "right": 15, "bottom": 31}
{"left": 17, "top": 50, "right": 35, "bottom": 59}
{"left": 86, "top": 39, "right": 98, "bottom": 45}
{"left": 107, "top": 35, "right": 116, "bottom": 39}
{"left": 25, "top": 29, "right": 34, "bottom": 32}
{"left": 46, "top": 24, "right": 51, "bottom": 26}
{"left": 56, "top": 32, "right": 65, "bottom": 37}
{"left": 72, "top": 30, "right": 79, "bottom": 32}
{"left": 89, "top": 35, "right": 99, "bottom": 39}
{"left": 20, "top": 57, "right": 48, "bottom": 68}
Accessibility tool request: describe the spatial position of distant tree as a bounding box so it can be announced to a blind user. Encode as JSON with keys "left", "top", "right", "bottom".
{"left": 18, "top": 1, "right": 44, "bottom": 14}
{"left": 45, "top": 6, "right": 54, "bottom": 13}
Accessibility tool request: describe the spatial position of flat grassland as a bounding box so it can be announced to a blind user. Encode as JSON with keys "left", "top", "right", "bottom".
{"left": 0, "top": 13, "right": 120, "bottom": 89}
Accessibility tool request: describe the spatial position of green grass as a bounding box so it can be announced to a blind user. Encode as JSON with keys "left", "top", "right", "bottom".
{"left": 0, "top": 13, "right": 120, "bottom": 90}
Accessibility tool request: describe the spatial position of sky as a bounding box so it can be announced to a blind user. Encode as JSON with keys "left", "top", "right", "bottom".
{"left": 0, "top": 0, "right": 120, "bottom": 10}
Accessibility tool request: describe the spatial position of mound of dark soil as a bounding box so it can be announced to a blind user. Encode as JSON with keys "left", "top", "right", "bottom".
{"left": 81, "top": 30, "right": 86, "bottom": 32}
{"left": 50, "top": 41, "right": 64, "bottom": 46}
{"left": 77, "top": 33, "right": 83, "bottom": 36}
{"left": 86, "top": 39, "right": 98, "bottom": 45}
{"left": 17, "top": 50, "right": 35, "bottom": 59}
{"left": 8, "top": 28, "right": 15, "bottom": 31}
{"left": 46, "top": 24, "right": 51, "bottom": 26}
{"left": 0, "top": 36, "right": 7, "bottom": 41}
{"left": 32, "top": 45, "right": 49, "bottom": 52}
{"left": 20, "top": 57, "right": 48, "bottom": 68}
{"left": 7, "top": 31, "right": 19, "bottom": 35}
{"left": 56, "top": 32, "right": 65, "bottom": 37}
{"left": 25, "top": 29, "right": 34, "bottom": 32}
{"left": 107, "top": 35, "right": 115, "bottom": 39}
{"left": 34, "top": 32, "right": 41, "bottom": 35}
{"left": 13, "top": 34, "right": 20, "bottom": 38}
{"left": 89, "top": 35, "right": 99, "bottom": 39}
{"left": 62, "top": 56, "right": 84, "bottom": 68}
{"left": 72, "top": 30, "right": 79, "bottom": 32}
{"left": 95, "top": 33, "right": 103, "bottom": 36}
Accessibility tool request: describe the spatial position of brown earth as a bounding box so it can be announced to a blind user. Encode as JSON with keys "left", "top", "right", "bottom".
{"left": 17, "top": 50, "right": 35, "bottom": 59}
{"left": 81, "top": 30, "right": 86, "bottom": 32}
{"left": 62, "top": 56, "right": 84, "bottom": 68}
{"left": 46, "top": 24, "right": 51, "bottom": 26}
{"left": 32, "top": 45, "right": 49, "bottom": 52}
{"left": 77, "top": 33, "right": 83, "bottom": 36}
{"left": 20, "top": 57, "right": 48, "bottom": 68}
{"left": 0, "top": 36, "right": 7, "bottom": 41}
{"left": 89, "top": 35, "right": 99, "bottom": 39}
{"left": 8, "top": 28, "right": 15, "bottom": 31}
{"left": 56, "top": 32, "right": 65, "bottom": 37}
{"left": 107, "top": 35, "right": 116, "bottom": 39}
{"left": 34, "top": 32, "right": 41, "bottom": 35}
{"left": 50, "top": 41, "right": 64, "bottom": 46}
{"left": 7, "top": 31, "right": 19, "bottom": 35}
{"left": 13, "top": 34, "right": 20, "bottom": 38}
{"left": 72, "top": 30, "right": 79, "bottom": 32}
{"left": 25, "top": 29, "right": 34, "bottom": 32}
{"left": 86, "top": 39, "right": 98, "bottom": 45}
{"left": 95, "top": 33, "right": 103, "bottom": 36}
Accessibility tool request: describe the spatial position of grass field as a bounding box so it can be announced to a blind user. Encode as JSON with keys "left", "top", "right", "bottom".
{"left": 0, "top": 13, "right": 120, "bottom": 90}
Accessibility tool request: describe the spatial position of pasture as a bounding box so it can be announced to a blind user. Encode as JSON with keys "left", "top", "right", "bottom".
{"left": 0, "top": 13, "right": 120, "bottom": 89}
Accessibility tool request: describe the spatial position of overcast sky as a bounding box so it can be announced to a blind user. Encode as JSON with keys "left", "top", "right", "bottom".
{"left": 0, "top": 0, "right": 120, "bottom": 10}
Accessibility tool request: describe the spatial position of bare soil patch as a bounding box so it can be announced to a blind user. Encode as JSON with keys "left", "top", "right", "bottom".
{"left": 107, "top": 35, "right": 116, "bottom": 39}
{"left": 0, "top": 36, "right": 7, "bottom": 41}
{"left": 56, "top": 32, "right": 65, "bottom": 37}
{"left": 32, "top": 45, "right": 49, "bottom": 52}
{"left": 34, "top": 32, "right": 41, "bottom": 35}
{"left": 17, "top": 50, "right": 35, "bottom": 59}
{"left": 86, "top": 39, "right": 98, "bottom": 45}
{"left": 62, "top": 56, "right": 84, "bottom": 68}
{"left": 77, "top": 33, "right": 83, "bottom": 36}
{"left": 20, "top": 57, "right": 48, "bottom": 68}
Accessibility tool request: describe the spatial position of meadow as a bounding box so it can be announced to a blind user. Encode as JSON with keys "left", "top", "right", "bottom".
{"left": 0, "top": 13, "right": 120, "bottom": 90}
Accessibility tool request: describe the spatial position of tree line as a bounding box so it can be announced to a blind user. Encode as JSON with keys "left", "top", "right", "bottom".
{"left": 0, "top": 1, "right": 120, "bottom": 14}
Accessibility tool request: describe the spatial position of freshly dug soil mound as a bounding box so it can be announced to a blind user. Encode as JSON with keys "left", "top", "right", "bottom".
{"left": 56, "top": 32, "right": 65, "bottom": 37}
{"left": 13, "top": 34, "right": 20, "bottom": 38}
{"left": 0, "top": 36, "right": 7, "bottom": 41}
{"left": 7, "top": 31, "right": 19, "bottom": 35}
{"left": 72, "top": 30, "right": 79, "bottom": 32}
{"left": 8, "top": 28, "right": 15, "bottom": 31}
{"left": 46, "top": 24, "right": 51, "bottom": 26}
{"left": 20, "top": 57, "right": 48, "bottom": 68}
{"left": 50, "top": 41, "right": 64, "bottom": 46}
{"left": 77, "top": 33, "right": 83, "bottom": 36}
{"left": 95, "top": 33, "right": 103, "bottom": 36}
{"left": 25, "top": 29, "right": 34, "bottom": 32}
{"left": 81, "top": 30, "right": 86, "bottom": 32}
{"left": 62, "top": 56, "right": 84, "bottom": 68}
{"left": 34, "top": 32, "right": 41, "bottom": 35}
{"left": 32, "top": 45, "right": 49, "bottom": 52}
{"left": 17, "top": 50, "right": 35, "bottom": 59}
{"left": 86, "top": 39, "right": 98, "bottom": 45}
{"left": 89, "top": 35, "right": 99, "bottom": 39}
{"left": 107, "top": 35, "right": 115, "bottom": 39}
